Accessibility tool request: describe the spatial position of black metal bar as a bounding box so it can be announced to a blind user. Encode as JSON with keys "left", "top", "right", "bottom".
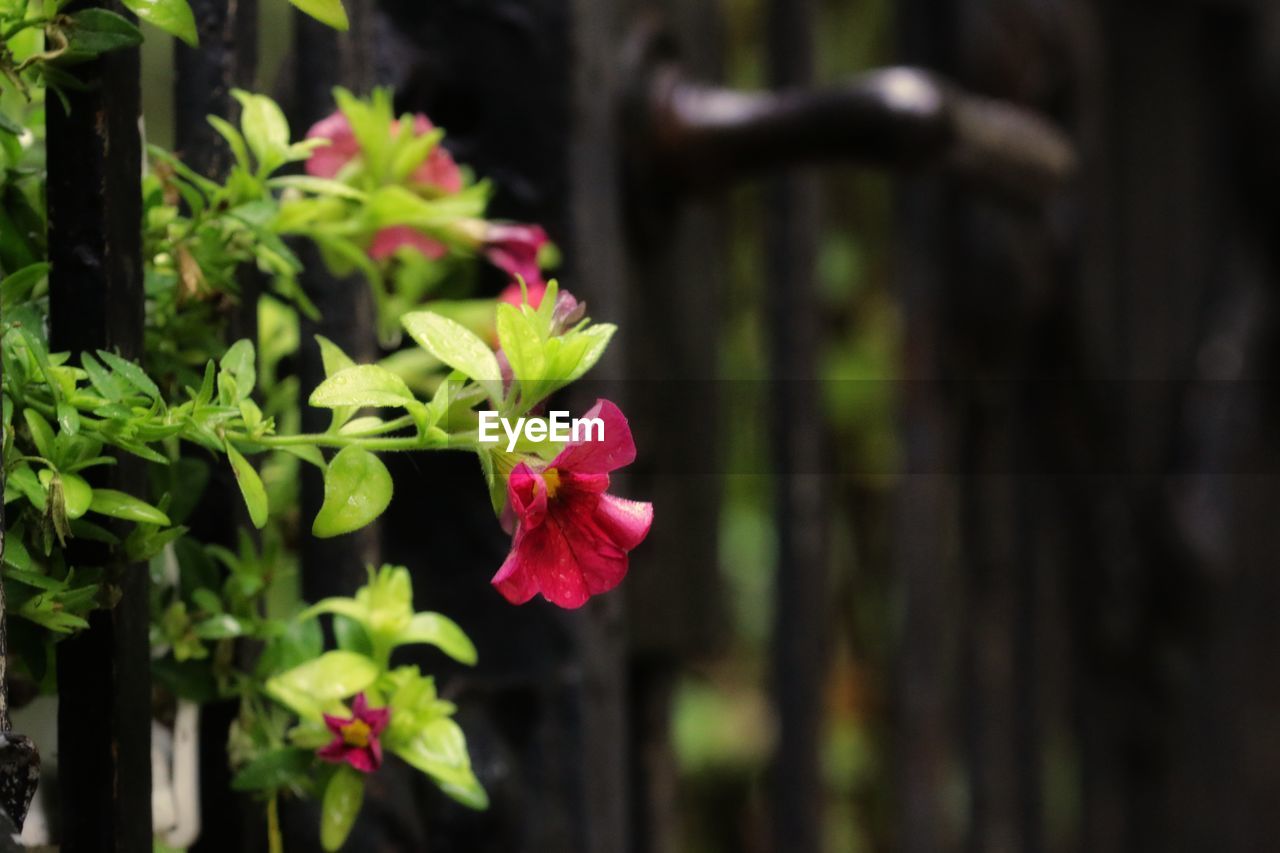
{"left": 175, "top": 0, "right": 259, "bottom": 179}
{"left": 641, "top": 64, "right": 1076, "bottom": 204}
{"left": 172, "top": 4, "right": 261, "bottom": 851}
{"left": 46, "top": 2, "right": 149, "bottom": 850}
{"left": 764, "top": 1, "right": 828, "bottom": 852}
{"left": 292, "top": 2, "right": 382, "bottom": 605}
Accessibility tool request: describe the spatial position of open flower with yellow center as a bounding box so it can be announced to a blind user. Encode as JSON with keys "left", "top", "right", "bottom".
{"left": 492, "top": 399, "right": 654, "bottom": 608}
{"left": 317, "top": 693, "right": 390, "bottom": 774}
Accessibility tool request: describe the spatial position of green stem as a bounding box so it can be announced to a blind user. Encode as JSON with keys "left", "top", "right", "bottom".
{"left": 0, "top": 16, "right": 50, "bottom": 45}
{"left": 239, "top": 432, "right": 426, "bottom": 452}
{"left": 267, "top": 792, "right": 283, "bottom": 853}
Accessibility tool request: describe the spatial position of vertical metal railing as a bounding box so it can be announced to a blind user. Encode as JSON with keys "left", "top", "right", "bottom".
{"left": 171, "top": 3, "right": 261, "bottom": 849}
{"left": 763, "top": 1, "right": 829, "bottom": 851}
{"left": 46, "top": 2, "right": 150, "bottom": 850}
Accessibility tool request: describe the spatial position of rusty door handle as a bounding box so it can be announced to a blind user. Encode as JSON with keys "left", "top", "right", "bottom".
{"left": 626, "top": 53, "right": 1077, "bottom": 205}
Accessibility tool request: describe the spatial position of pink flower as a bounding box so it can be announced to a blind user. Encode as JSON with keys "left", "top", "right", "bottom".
{"left": 316, "top": 693, "right": 390, "bottom": 774}
{"left": 497, "top": 279, "right": 548, "bottom": 309}
{"left": 304, "top": 110, "right": 462, "bottom": 194}
{"left": 305, "top": 111, "right": 361, "bottom": 180}
{"left": 484, "top": 224, "right": 549, "bottom": 289}
{"left": 405, "top": 116, "right": 463, "bottom": 193}
{"left": 492, "top": 400, "right": 653, "bottom": 608}
{"left": 369, "top": 226, "right": 448, "bottom": 261}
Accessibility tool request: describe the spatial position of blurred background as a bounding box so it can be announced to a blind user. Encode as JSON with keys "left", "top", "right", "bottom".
{"left": 143, "top": 0, "right": 1280, "bottom": 851}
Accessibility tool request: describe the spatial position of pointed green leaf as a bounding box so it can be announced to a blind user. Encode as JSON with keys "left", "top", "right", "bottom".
{"left": 61, "top": 9, "right": 144, "bottom": 59}
{"left": 97, "top": 350, "right": 161, "bottom": 400}
{"left": 89, "top": 489, "right": 171, "bottom": 526}
{"left": 232, "top": 90, "right": 291, "bottom": 172}
{"left": 289, "top": 0, "right": 350, "bottom": 31}
{"left": 225, "top": 442, "right": 268, "bottom": 529}
{"left": 396, "top": 612, "right": 477, "bottom": 665}
{"left": 219, "top": 339, "right": 257, "bottom": 401}
{"left": 402, "top": 311, "right": 501, "bottom": 401}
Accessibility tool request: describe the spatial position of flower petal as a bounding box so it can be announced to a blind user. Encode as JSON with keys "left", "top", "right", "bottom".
{"left": 413, "top": 149, "right": 464, "bottom": 193}
{"left": 305, "top": 111, "right": 359, "bottom": 179}
{"left": 369, "top": 226, "right": 448, "bottom": 261}
{"left": 317, "top": 740, "right": 350, "bottom": 763}
{"left": 484, "top": 224, "right": 548, "bottom": 288}
{"left": 506, "top": 464, "right": 548, "bottom": 527}
{"left": 345, "top": 746, "right": 378, "bottom": 774}
{"left": 491, "top": 546, "right": 539, "bottom": 605}
{"left": 362, "top": 705, "right": 391, "bottom": 735}
{"left": 551, "top": 400, "right": 637, "bottom": 474}
{"left": 592, "top": 494, "right": 654, "bottom": 552}
{"left": 513, "top": 521, "right": 592, "bottom": 608}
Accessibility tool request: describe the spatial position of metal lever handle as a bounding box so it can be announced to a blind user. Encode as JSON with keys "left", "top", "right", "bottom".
{"left": 632, "top": 63, "right": 1077, "bottom": 205}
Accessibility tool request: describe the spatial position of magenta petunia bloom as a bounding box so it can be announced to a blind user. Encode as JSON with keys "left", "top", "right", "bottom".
{"left": 484, "top": 224, "right": 549, "bottom": 289}
{"left": 305, "top": 110, "right": 462, "bottom": 193}
{"left": 316, "top": 693, "right": 390, "bottom": 774}
{"left": 492, "top": 400, "right": 653, "bottom": 609}
{"left": 369, "top": 226, "right": 448, "bottom": 261}
{"left": 404, "top": 115, "right": 463, "bottom": 193}
{"left": 305, "top": 111, "right": 362, "bottom": 180}
{"left": 305, "top": 111, "right": 462, "bottom": 260}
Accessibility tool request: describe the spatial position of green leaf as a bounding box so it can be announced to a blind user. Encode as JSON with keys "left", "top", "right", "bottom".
{"left": 233, "top": 90, "right": 291, "bottom": 173}
{"left": 88, "top": 489, "right": 171, "bottom": 526}
{"left": 387, "top": 718, "right": 488, "bottom": 810}
{"left": 230, "top": 748, "right": 314, "bottom": 793}
{"left": 316, "top": 335, "right": 356, "bottom": 377}
{"left": 61, "top": 9, "right": 144, "bottom": 59}
{"left": 402, "top": 311, "right": 501, "bottom": 401}
{"left": 219, "top": 339, "right": 257, "bottom": 401}
{"left": 289, "top": 0, "right": 350, "bottom": 31}
{"left": 23, "top": 409, "right": 55, "bottom": 459}
{"left": 321, "top": 765, "right": 364, "bottom": 852}
{"left": 496, "top": 303, "right": 547, "bottom": 405}
{"left": 208, "top": 115, "right": 251, "bottom": 173}
{"left": 265, "top": 650, "right": 379, "bottom": 721}
{"left": 309, "top": 364, "right": 416, "bottom": 409}
{"left": 1, "top": 263, "right": 49, "bottom": 309}
{"left": 56, "top": 402, "right": 81, "bottom": 436}
{"left": 194, "top": 614, "right": 246, "bottom": 640}
{"left": 121, "top": 0, "right": 198, "bottom": 47}
{"left": 396, "top": 613, "right": 477, "bottom": 665}
{"left": 267, "top": 175, "right": 368, "bottom": 201}
{"left": 97, "top": 350, "right": 161, "bottom": 401}
{"left": 561, "top": 324, "right": 616, "bottom": 383}
{"left": 298, "top": 597, "right": 368, "bottom": 625}
{"left": 312, "top": 447, "right": 393, "bottom": 538}
{"left": 225, "top": 442, "right": 268, "bottom": 529}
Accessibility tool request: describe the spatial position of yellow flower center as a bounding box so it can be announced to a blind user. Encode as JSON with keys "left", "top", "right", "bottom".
{"left": 340, "top": 719, "right": 372, "bottom": 748}
{"left": 542, "top": 467, "right": 562, "bottom": 499}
